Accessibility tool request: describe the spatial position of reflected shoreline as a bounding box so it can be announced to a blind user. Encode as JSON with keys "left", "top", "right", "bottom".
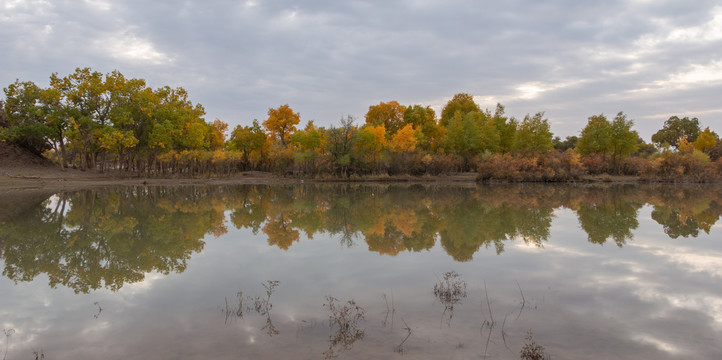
{"left": 1, "top": 183, "right": 720, "bottom": 293}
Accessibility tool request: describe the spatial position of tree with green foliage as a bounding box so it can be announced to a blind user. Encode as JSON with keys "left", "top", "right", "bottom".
{"left": 228, "top": 119, "right": 267, "bottom": 168}
{"left": 443, "top": 111, "right": 481, "bottom": 167}
{"left": 635, "top": 137, "right": 657, "bottom": 157}
{"left": 512, "top": 112, "right": 553, "bottom": 154}
{"left": 576, "top": 114, "right": 612, "bottom": 157}
{"left": 651, "top": 116, "right": 701, "bottom": 149}
{"left": 492, "top": 104, "right": 517, "bottom": 153}
{"left": 289, "top": 121, "right": 325, "bottom": 174}
{"left": 466, "top": 110, "right": 501, "bottom": 153}
{"left": 325, "top": 115, "right": 356, "bottom": 176}
{"left": 440, "top": 93, "right": 480, "bottom": 127}
{"left": 2, "top": 80, "right": 56, "bottom": 156}
{"left": 553, "top": 136, "right": 578, "bottom": 151}
{"left": 353, "top": 124, "right": 387, "bottom": 171}
{"left": 609, "top": 112, "right": 639, "bottom": 165}
{"left": 403, "top": 105, "right": 440, "bottom": 151}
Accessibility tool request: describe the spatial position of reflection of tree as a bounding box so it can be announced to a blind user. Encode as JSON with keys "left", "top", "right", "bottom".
{"left": 0, "top": 186, "right": 225, "bottom": 293}
{"left": 263, "top": 215, "right": 300, "bottom": 250}
{"left": 357, "top": 186, "right": 439, "bottom": 256}
{"left": 4, "top": 183, "right": 721, "bottom": 284}
{"left": 228, "top": 186, "right": 268, "bottom": 234}
{"left": 226, "top": 184, "right": 722, "bottom": 260}
{"left": 438, "top": 188, "right": 554, "bottom": 261}
{"left": 574, "top": 185, "right": 642, "bottom": 247}
{"left": 647, "top": 186, "right": 722, "bottom": 239}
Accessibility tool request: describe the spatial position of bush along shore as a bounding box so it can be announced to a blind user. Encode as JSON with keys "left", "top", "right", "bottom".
{"left": 2, "top": 68, "right": 721, "bottom": 183}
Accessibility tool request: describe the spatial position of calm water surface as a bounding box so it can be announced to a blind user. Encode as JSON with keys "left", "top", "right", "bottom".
{"left": 1, "top": 184, "right": 721, "bottom": 359}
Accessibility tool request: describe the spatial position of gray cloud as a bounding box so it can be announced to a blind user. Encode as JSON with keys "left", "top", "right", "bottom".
{"left": 2, "top": 0, "right": 720, "bottom": 138}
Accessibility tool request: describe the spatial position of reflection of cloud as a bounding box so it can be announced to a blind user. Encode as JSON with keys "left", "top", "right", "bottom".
{"left": 618, "top": 241, "right": 722, "bottom": 330}
{"left": 536, "top": 242, "right": 592, "bottom": 257}
{"left": 119, "top": 272, "right": 164, "bottom": 298}
{"left": 633, "top": 287, "right": 722, "bottom": 331}
{"left": 80, "top": 320, "right": 110, "bottom": 335}
{"left": 633, "top": 243, "right": 722, "bottom": 279}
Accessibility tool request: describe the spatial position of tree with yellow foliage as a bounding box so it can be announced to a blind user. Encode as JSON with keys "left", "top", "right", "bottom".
{"left": 677, "top": 135, "right": 694, "bottom": 153}
{"left": 693, "top": 127, "right": 718, "bottom": 152}
{"left": 365, "top": 101, "right": 407, "bottom": 135}
{"left": 354, "top": 124, "right": 387, "bottom": 171}
{"left": 263, "top": 104, "right": 300, "bottom": 146}
{"left": 208, "top": 119, "right": 228, "bottom": 150}
{"left": 389, "top": 123, "right": 417, "bottom": 153}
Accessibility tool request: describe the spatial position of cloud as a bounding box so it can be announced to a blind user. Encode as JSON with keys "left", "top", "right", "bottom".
{"left": 1, "top": 0, "right": 720, "bottom": 139}
{"left": 95, "top": 31, "right": 173, "bottom": 65}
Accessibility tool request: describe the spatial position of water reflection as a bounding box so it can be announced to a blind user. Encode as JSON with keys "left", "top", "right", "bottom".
{"left": 223, "top": 280, "right": 281, "bottom": 336}
{"left": 1, "top": 184, "right": 721, "bottom": 293}
{"left": 433, "top": 271, "right": 468, "bottom": 327}
{"left": 572, "top": 185, "right": 642, "bottom": 247}
{"left": 0, "top": 187, "right": 220, "bottom": 293}
{"left": 649, "top": 186, "right": 722, "bottom": 239}
{"left": 323, "top": 296, "right": 366, "bottom": 359}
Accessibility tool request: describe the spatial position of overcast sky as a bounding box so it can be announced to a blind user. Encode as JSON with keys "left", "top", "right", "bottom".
{"left": 2, "top": 0, "right": 721, "bottom": 139}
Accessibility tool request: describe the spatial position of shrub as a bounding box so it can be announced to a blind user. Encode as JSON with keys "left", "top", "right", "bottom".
{"left": 424, "top": 154, "right": 464, "bottom": 175}
{"left": 477, "top": 151, "right": 584, "bottom": 182}
{"left": 648, "top": 150, "right": 716, "bottom": 181}
{"left": 387, "top": 153, "right": 426, "bottom": 176}
{"left": 580, "top": 154, "right": 611, "bottom": 175}
{"left": 707, "top": 141, "right": 722, "bottom": 161}
{"left": 539, "top": 150, "right": 585, "bottom": 180}
{"left": 619, "top": 156, "right": 646, "bottom": 176}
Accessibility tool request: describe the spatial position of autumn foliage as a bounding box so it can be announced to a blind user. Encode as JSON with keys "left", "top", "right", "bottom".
{"left": 2, "top": 69, "right": 721, "bottom": 181}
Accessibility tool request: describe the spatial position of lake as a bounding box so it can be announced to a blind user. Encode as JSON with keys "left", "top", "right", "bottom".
{"left": 1, "top": 183, "right": 721, "bottom": 359}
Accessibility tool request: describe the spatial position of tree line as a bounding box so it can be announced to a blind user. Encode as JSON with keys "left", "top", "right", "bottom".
{"left": 2, "top": 68, "right": 721, "bottom": 180}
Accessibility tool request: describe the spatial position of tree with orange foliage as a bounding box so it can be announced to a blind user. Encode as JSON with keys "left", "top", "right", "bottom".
{"left": 263, "top": 104, "right": 300, "bottom": 146}
{"left": 389, "top": 123, "right": 417, "bottom": 153}
{"left": 365, "top": 101, "right": 407, "bottom": 135}
{"left": 677, "top": 135, "right": 694, "bottom": 153}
